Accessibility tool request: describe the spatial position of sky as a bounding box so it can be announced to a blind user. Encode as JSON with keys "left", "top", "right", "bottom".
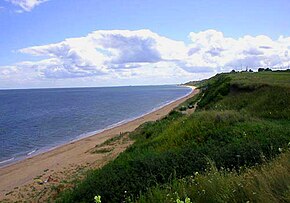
{"left": 0, "top": 0, "right": 290, "bottom": 89}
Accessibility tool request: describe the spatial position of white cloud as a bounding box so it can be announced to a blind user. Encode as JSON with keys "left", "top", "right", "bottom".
{"left": 6, "top": 0, "right": 48, "bottom": 12}
{"left": 1, "top": 29, "right": 290, "bottom": 88}
{"left": 186, "top": 30, "right": 290, "bottom": 71}
{"left": 18, "top": 29, "right": 189, "bottom": 78}
{"left": 0, "top": 66, "right": 20, "bottom": 79}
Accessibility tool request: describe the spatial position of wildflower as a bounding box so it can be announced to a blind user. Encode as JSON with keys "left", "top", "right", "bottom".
{"left": 278, "top": 148, "right": 283, "bottom": 152}
{"left": 94, "top": 195, "right": 101, "bottom": 203}
{"left": 176, "top": 197, "right": 192, "bottom": 203}
{"left": 176, "top": 198, "right": 183, "bottom": 203}
{"left": 194, "top": 172, "right": 199, "bottom": 176}
{"left": 185, "top": 197, "right": 192, "bottom": 203}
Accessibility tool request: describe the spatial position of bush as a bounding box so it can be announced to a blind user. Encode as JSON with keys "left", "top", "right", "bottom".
{"left": 179, "top": 106, "right": 187, "bottom": 111}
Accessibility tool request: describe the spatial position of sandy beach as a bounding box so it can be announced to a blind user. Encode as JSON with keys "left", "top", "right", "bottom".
{"left": 0, "top": 87, "right": 198, "bottom": 201}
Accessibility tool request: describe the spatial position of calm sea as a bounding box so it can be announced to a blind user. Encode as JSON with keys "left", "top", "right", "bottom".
{"left": 0, "top": 85, "right": 191, "bottom": 166}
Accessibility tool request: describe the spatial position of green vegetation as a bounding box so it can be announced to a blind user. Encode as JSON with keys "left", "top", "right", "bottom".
{"left": 177, "top": 90, "right": 202, "bottom": 111}
{"left": 95, "top": 132, "right": 128, "bottom": 148}
{"left": 92, "top": 148, "right": 113, "bottom": 154}
{"left": 178, "top": 105, "right": 187, "bottom": 111}
{"left": 137, "top": 151, "right": 290, "bottom": 203}
{"left": 57, "top": 71, "right": 290, "bottom": 203}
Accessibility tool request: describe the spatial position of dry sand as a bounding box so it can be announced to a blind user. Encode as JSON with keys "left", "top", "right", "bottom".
{"left": 0, "top": 87, "right": 198, "bottom": 202}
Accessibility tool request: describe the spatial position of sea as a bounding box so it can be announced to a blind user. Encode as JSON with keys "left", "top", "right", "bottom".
{"left": 0, "top": 85, "right": 191, "bottom": 167}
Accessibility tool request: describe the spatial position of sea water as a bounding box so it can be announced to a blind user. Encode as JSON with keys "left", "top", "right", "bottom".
{"left": 0, "top": 85, "right": 191, "bottom": 166}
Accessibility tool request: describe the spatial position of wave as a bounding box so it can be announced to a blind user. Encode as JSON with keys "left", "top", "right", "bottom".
{"left": 0, "top": 149, "right": 38, "bottom": 168}
{"left": 0, "top": 157, "right": 15, "bottom": 165}
{"left": 27, "top": 149, "right": 37, "bottom": 156}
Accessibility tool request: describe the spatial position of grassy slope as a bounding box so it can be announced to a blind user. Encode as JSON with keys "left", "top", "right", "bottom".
{"left": 57, "top": 71, "right": 290, "bottom": 203}
{"left": 137, "top": 151, "right": 290, "bottom": 203}
{"left": 138, "top": 71, "right": 290, "bottom": 203}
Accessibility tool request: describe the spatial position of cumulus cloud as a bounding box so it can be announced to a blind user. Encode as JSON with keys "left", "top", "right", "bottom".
{"left": 186, "top": 30, "right": 290, "bottom": 71}
{"left": 90, "top": 31, "right": 162, "bottom": 64}
{"left": 0, "top": 66, "right": 20, "bottom": 79}
{"left": 2, "top": 29, "right": 290, "bottom": 87}
{"left": 18, "top": 29, "right": 188, "bottom": 78}
{"left": 6, "top": 0, "right": 48, "bottom": 12}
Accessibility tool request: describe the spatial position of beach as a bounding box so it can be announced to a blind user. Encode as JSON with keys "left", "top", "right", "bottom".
{"left": 0, "top": 87, "right": 197, "bottom": 201}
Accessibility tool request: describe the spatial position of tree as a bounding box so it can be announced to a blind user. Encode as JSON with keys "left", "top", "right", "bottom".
{"left": 258, "top": 68, "right": 265, "bottom": 72}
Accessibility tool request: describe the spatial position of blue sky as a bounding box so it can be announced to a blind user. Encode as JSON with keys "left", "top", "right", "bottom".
{"left": 0, "top": 0, "right": 290, "bottom": 88}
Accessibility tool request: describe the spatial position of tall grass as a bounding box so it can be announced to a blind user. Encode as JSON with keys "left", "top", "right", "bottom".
{"left": 137, "top": 150, "right": 290, "bottom": 203}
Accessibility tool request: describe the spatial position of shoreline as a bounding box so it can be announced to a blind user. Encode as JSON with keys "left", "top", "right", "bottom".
{"left": 0, "top": 86, "right": 193, "bottom": 169}
{"left": 71, "top": 85, "right": 194, "bottom": 143}
{"left": 0, "top": 86, "right": 197, "bottom": 200}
